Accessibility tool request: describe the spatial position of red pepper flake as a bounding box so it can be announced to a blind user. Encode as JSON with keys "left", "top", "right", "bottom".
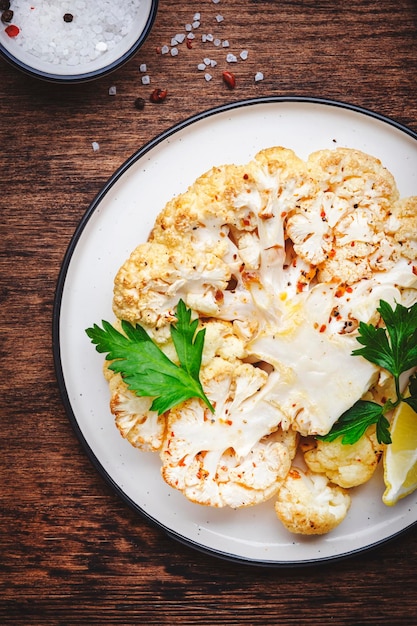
{"left": 225, "top": 419, "right": 233, "bottom": 426}
{"left": 412, "top": 265, "right": 417, "bottom": 276}
{"left": 319, "top": 324, "right": 327, "bottom": 333}
{"left": 5, "top": 24, "right": 19, "bottom": 37}
{"left": 328, "top": 248, "right": 336, "bottom": 258}
{"left": 186, "top": 38, "right": 193, "bottom": 49}
{"left": 346, "top": 286, "right": 353, "bottom": 293}
{"left": 296, "top": 281, "right": 305, "bottom": 293}
{"left": 214, "top": 289, "right": 224, "bottom": 303}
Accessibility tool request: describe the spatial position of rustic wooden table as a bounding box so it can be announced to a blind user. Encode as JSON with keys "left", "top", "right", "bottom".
{"left": 2, "top": 0, "right": 417, "bottom": 623}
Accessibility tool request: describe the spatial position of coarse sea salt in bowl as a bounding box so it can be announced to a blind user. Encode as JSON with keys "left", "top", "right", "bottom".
{"left": 0, "top": 0, "right": 158, "bottom": 82}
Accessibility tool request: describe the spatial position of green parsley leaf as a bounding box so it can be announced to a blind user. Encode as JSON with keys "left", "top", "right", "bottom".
{"left": 319, "top": 300, "right": 417, "bottom": 446}
{"left": 352, "top": 301, "right": 417, "bottom": 378}
{"left": 403, "top": 372, "right": 417, "bottom": 413}
{"left": 316, "top": 400, "right": 391, "bottom": 445}
{"left": 86, "top": 300, "right": 214, "bottom": 415}
{"left": 170, "top": 299, "right": 206, "bottom": 383}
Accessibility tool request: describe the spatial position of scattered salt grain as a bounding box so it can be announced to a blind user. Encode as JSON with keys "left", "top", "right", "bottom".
{"left": 212, "top": 0, "right": 221, "bottom": 3}
{"left": 192, "top": 20, "right": 200, "bottom": 29}
{"left": 210, "top": 59, "right": 217, "bottom": 67}
{"left": 222, "top": 40, "right": 230, "bottom": 47}
{"left": 185, "top": 23, "right": 192, "bottom": 32}
{"left": 197, "top": 63, "right": 206, "bottom": 71}
{"left": 170, "top": 47, "right": 179, "bottom": 56}
{"left": 141, "top": 74, "right": 150, "bottom": 84}
{"left": 204, "top": 73, "right": 212, "bottom": 81}
{"left": 205, "top": 33, "right": 214, "bottom": 42}
{"left": 226, "top": 53, "right": 237, "bottom": 63}
{"left": 92, "top": 141, "right": 100, "bottom": 152}
{"left": 108, "top": 85, "right": 117, "bottom": 95}
{"left": 175, "top": 33, "right": 186, "bottom": 43}
{"left": 213, "top": 38, "right": 221, "bottom": 47}
{"left": 7, "top": 0, "right": 143, "bottom": 66}
{"left": 203, "top": 57, "right": 211, "bottom": 65}
{"left": 254, "top": 71, "right": 264, "bottom": 82}
{"left": 139, "top": 63, "right": 147, "bottom": 72}
{"left": 240, "top": 50, "right": 248, "bottom": 60}
{"left": 193, "top": 13, "right": 201, "bottom": 20}
{"left": 186, "top": 32, "right": 195, "bottom": 40}
{"left": 216, "top": 15, "right": 224, "bottom": 22}
{"left": 161, "top": 45, "right": 170, "bottom": 54}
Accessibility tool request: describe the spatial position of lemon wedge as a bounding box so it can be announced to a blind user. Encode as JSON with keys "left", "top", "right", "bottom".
{"left": 383, "top": 400, "right": 417, "bottom": 506}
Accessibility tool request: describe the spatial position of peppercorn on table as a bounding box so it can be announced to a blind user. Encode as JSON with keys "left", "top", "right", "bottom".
{"left": 1, "top": 0, "right": 417, "bottom": 624}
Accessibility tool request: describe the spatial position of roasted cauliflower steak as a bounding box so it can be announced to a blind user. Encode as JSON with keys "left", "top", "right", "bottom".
{"left": 103, "top": 146, "right": 417, "bottom": 535}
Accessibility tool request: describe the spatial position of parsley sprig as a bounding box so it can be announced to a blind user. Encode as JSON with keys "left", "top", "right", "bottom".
{"left": 317, "top": 300, "right": 417, "bottom": 445}
{"left": 86, "top": 299, "right": 214, "bottom": 415}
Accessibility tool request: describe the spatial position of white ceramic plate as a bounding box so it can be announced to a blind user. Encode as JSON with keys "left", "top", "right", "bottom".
{"left": 54, "top": 97, "right": 417, "bottom": 566}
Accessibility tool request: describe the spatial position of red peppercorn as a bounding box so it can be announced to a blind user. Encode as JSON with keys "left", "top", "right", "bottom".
{"left": 5, "top": 24, "right": 19, "bottom": 37}
{"left": 222, "top": 71, "right": 236, "bottom": 89}
{"left": 149, "top": 88, "right": 167, "bottom": 103}
{"left": 186, "top": 38, "right": 193, "bottom": 49}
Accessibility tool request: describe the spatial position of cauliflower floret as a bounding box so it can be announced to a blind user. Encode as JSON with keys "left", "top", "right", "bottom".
{"left": 200, "top": 319, "right": 247, "bottom": 365}
{"left": 286, "top": 148, "right": 401, "bottom": 282}
{"left": 113, "top": 241, "right": 230, "bottom": 327}
{"left": 106, "top": 371, "right": 166, "bottom": 452}
{"left": 150, "top": 162, "right": 262, "bottom": 258}
{"left": 390, "top": 196, "right": 417, "bottom": 261}
{"left": 274, "top": 467, "right": 351, "bottom": 535}
{"left": 307, "top": 147, "right": 399, "bottom": 209}
{"left": 303, "top": 427, "right": 384, "bottom": 489}
{"left": 160, "top": 359, "right": 297, "bottom": 507}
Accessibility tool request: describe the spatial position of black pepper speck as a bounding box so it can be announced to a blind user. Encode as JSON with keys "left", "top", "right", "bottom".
{"left": 134, "top": 97, "right": 146, "bottom": 110}
{"left": 1, "top": 8, "right": 13, "bottom": 22}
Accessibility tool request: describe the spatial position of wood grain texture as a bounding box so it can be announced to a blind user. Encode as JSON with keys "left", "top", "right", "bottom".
{"left": 1, "top": 0, "right": 417, "bottom": 623}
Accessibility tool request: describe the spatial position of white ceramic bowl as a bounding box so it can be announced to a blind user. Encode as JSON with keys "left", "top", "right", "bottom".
{"left": 0, "top": 0, "right": 158, "bottom": 82}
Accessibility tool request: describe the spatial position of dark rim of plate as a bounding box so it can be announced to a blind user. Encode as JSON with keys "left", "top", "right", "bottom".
{"left": 52, "top": 96, "right": 417, "bottom": 567}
